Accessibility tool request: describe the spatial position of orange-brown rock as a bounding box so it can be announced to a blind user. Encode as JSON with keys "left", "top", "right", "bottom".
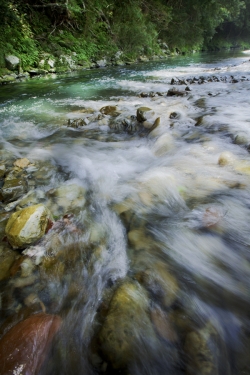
{"left": 0, "top": 313, "right": 61, "bottom": 375}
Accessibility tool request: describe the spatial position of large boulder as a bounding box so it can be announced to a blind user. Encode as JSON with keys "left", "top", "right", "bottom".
{"left": 98, "top": 280, "right": 156, "bottom": 369}
{"left": 0, "top": 313, "right": 61, "bottom": 375}
{"left": 5, "top": 204, "right": 52, "bottom": 249}
{"left": 5, "top": 55, "right": 20, "bottom": 71}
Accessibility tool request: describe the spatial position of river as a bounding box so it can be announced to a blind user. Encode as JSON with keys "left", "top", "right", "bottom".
{"left": 0, "top": 50, "right": 250, "bottom": 375}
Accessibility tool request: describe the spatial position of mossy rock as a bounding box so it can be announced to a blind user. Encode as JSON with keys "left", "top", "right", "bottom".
{"left": 0, "top": 68, "right": 11, "bottom": 76}
{"left": 55, "top": 66, "right": 70, "bottom": 73}
{"left": 0, "top": 76, "right": 16, "bottom": 84}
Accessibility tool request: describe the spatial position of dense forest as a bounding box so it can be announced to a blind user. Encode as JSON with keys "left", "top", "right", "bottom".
{"left": 1, "top": 0, "right": 250, "bottom": 71}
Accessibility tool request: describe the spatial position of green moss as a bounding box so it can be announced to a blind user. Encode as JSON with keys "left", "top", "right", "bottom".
{"left": 0, "top": 68, "right": 11, "bottom": 76}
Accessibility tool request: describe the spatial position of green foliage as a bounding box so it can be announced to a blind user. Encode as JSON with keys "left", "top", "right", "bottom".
{"left": 0, "top": 0, "right": 250, "bottom": 70}
{"left": 111, "top": 2, "right": 159, "bottom": 55}
{"left": 0, "top": 1, "right": 39, "bottom": 68}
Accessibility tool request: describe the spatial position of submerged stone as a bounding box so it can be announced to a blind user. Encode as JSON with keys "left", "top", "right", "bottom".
{"left": 98, "top": 280, "right": 156, "bottom": 369}
{"left": 5, "top": 204, "right": 52, "bottom": 249}
{"left": 136, "top": 261, "right": 179, "bottom": 308}
{"left": 1, "top": 178, "right": 27, "bottom": 202}
{"left": 184, "top": 322, "right": 220, "bottom": 375}
{"left": 0, "top": 313, "right": 61, "bottom": 375}
{"left": 0, "top": 246, "right": 18, "bottom": 281}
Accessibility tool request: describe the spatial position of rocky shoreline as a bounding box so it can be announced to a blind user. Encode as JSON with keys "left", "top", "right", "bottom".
{"left": 0, "top": 48, "right": 172, "bottom": 86}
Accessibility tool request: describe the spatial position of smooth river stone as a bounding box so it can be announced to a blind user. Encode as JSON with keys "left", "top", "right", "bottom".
{"left": 0, "top": 313, "right": 61, "bottom": 375}
{"left": 5, "top": 204, "right": 51, "bottom": 249}
{"left": 98, "top": 280, "right": 156, "bottom": 369}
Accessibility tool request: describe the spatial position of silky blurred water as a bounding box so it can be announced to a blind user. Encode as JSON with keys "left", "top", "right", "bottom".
{"left": 1, "top": 50, "right": 250, "bottom": 375}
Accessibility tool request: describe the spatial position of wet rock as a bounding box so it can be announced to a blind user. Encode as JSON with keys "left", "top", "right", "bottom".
{"left": 0, "top": 164, "right": 6, "bottom": 178}
{"left": 147, "top": 117, "right": 161, "bottom": 135}
{"left": 202, "top": 207, "right": 224, "bottom": 229}
{"left": 67, "top": 118, "right": 89, "bottom": 128}
{"left": 98, "top": 280, "right": 156, "bottom": 369}
{"left": 96, "top": 59, "right": 107, "bottom": 68}
{"left": 5, "top": 55, "right": 20, "bottom": 71}
{"left": 142, "top": 120, "right": 153, "bottom": 129}
{"left": 234, "top": 160, "right": 250, "bottom": 175}
{"left": 151, "top": 308, "right": 178, "bottom": 342}
{"left": 138, "top": 56, "right": 149, "bottom": 62}
{"left": 136, "top": 261, "right": 179, "bottom": 309}
{"left": 168, "top": 309, "right": 194, "bottom": 338}
{"left": 46, "top": 183, "right": 86, "bottom": 215}
{"left": 184, "top": 322, "right": 220, "bottom": 375}
{"left": 218, "top": 151, "right": 236, "bottom": 166}
{"left": 171, "top": 77, "right": 179, "bottom": 85}
{"left": 195, "top": 116, "right": 203, "bottom": 126}
{"left": 15, "top": 189, "right": 46, "bottom": 210}
{"left": 1, "top": 177, "right": 27, "bottom": 202}
{"left": 14, "top": 158, "right": 30, "bottom": 169}
{"left": 0, "top": 211, "right": 11, "bottom": 238}
{"left": 234, "top": 133, "right": 249, "bottom": 145}
{"left": 5, "top": 204, "right": 52, "bottom": 249}
{"left": 19, "top": 257, "right": 36, "bottom": 277}
{"left": 137, "top": 167, "right": 182, "bottom": 210}
{"left": 139, "top": 92, "right": 149, "bottom": 98}
{"left": 120, "top": 117, "right": 139, "bottom": 133}
{"left": 33, "top": 162, "right": 58, "bottom": 185}
{"left": 0, "top": 246, "right": 19, "bottom": 281}
{"left": 114, "top": 60, "right": 125, "bottom": 66}
{"left": 0, "top": 305, "right": 45, "bottom": 339}
{"left": 24, "top": 293, "right": 46, "bottom": 312}
{"left": 128, "top": 228, "right": 153, "bottom": 251}
{"left": 100, "top": 105, "right": 117, "bottom": 116}
{"left": 136, "top": 107, "right": 154, "bottom": 122}
{"left": 153, "top": 134, "right": 175, "bottom": 156}
{"left": 169, "top": 112, "right": 180, "bottom": 119}
{"left": 0, "top": 313, "right": 61, "bottom": 375}
{"left": 167, "top": 88, "right": 187, "bottom": 97}
{"left": 28, "top": 68, "right": 48, "bottom": 76}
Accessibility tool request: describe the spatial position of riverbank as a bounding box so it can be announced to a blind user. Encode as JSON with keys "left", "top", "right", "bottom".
{"left": 0, "top": 51, "right": 170, "bottom": 86}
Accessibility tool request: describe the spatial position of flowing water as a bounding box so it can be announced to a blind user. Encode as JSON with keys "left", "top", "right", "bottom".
{"left": 1, "top": 50, "right": 250, "bottom": 375}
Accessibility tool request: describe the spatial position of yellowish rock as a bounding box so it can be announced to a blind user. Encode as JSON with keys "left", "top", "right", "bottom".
{"left": 99, "top": 280, "right": 156, "bottom": 369}
{"left": 5, "top": 204, "right": 51, "bottom": 249}
{"left": 14, "top": 158, "right": 30, "bottom": 169}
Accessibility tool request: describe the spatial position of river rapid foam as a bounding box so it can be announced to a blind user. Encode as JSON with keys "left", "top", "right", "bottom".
{"left": 0, "top": 51, "right": 250, "bottom": 375}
